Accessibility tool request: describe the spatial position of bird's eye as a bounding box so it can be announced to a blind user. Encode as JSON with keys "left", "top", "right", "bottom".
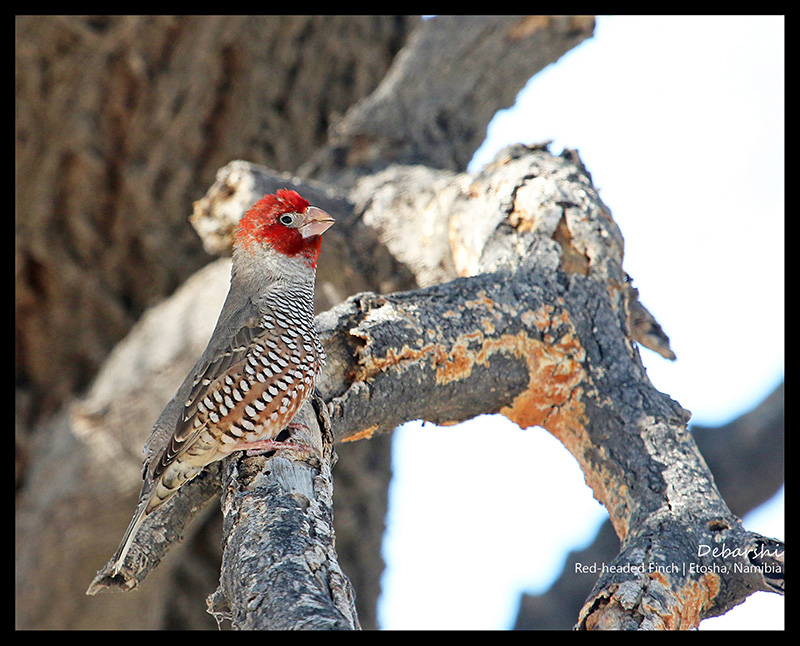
{"left": 279, "top": 213, "right": 295, "bottom": 226}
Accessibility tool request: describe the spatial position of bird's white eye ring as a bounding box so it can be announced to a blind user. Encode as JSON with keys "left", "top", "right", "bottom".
{"left": 279, "top": 213, "right": 295, "bottom": 226}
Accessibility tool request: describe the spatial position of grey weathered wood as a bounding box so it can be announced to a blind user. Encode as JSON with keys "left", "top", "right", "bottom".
{"left": 208, "top": 398, "right": 359, "bottom": 630}
{"left": 515, "top": 381, "right": 785, "bottom": 629}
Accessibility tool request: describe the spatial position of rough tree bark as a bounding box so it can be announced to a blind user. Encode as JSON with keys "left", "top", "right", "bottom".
{"left": 17, "top": 15, "right": 782, "bottom": 631}
{"left": 206, "top": 397, "right": 360, "bottom": 630}
{"left": 514, "top": 381, "right": 784, "bottom": 629}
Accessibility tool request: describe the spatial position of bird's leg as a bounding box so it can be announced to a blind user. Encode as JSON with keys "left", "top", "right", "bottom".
{"left": 243, "top": 423, "right": 313, "bottom": 457}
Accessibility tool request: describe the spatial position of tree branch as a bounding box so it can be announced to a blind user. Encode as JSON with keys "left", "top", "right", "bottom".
{"left": 514, "top": 380, "right": 785, "bottom": 629}
{"left": 301, "top": 15, "right": 596, "bottom": 179}
{"left": 207, "top": 396, "right": 359, "bottom": 629}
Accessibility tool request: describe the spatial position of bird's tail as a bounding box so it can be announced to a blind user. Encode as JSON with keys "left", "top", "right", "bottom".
{"left": 108, "top": 459, "right": 203, "bottom": 576}
{"left": 109, "top": 490, "right": 152, "bottom": 576}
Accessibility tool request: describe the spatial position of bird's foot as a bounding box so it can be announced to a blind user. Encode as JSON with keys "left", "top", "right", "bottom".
{"left": 243, "top": 423, "right": 313, "bottom": 457}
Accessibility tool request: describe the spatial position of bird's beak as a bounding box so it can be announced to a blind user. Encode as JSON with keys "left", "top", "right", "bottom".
{"left": 299, "top": 206, "right": 335, "bottom": 238}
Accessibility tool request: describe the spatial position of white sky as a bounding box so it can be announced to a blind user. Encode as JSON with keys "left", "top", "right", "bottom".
{"left": 378, "top": 15, "right": 784, "bottom": 630}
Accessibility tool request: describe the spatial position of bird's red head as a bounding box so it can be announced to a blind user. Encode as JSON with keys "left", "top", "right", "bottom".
{"left": 235, "top": 190, "right": 334, "bottom": 267}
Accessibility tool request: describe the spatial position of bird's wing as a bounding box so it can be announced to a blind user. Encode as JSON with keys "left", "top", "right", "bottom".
{"left": 148, "top": 313, "right": 264, "bottom": 483}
